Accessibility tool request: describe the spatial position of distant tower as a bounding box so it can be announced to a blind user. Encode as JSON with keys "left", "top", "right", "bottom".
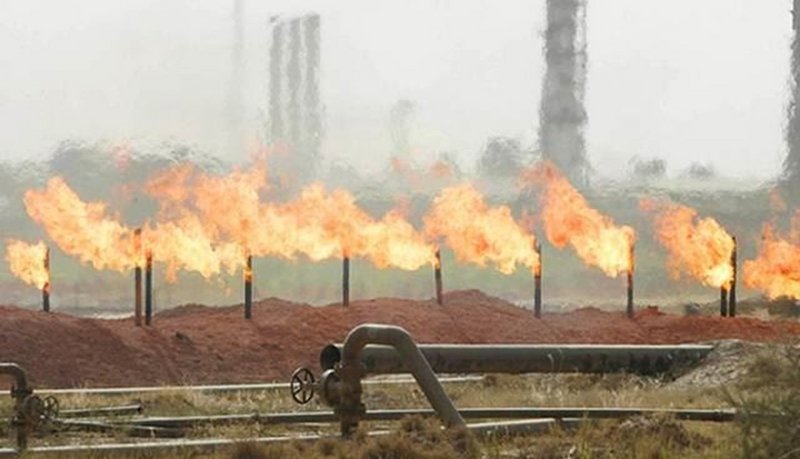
{"left": 268, "top": 16, "right": 285, "bottom": 143}
{"left": 267, "top": 14, "right": 322, "bottom": 185}
{"left": 785, "top": 0, "right": 800, "bottom": 183}
{"left": 229, "top": 0, "right": 245, "bottom": 159}
{"left": 538, "top": 0, "right": 588, "bottom": 187}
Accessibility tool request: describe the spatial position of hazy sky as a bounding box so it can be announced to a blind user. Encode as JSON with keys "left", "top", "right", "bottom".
{"left": 0, "top": 0, "right": 791, "bottom": 179}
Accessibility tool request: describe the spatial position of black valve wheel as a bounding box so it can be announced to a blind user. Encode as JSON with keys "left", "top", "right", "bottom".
{"left": 42, "top": 396, "right": 59, "bottom": 421}
{"left": 290, "top": 367, "right": 316, "bottom": 404}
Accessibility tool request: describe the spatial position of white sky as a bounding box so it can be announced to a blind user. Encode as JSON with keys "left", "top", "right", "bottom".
{"left": 0, "top": 0, "right": 791, "bottom": 178}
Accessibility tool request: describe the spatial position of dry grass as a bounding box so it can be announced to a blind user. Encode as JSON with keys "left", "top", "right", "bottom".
{"left": 5, "top": 354, "right": 798, "bottom": 458}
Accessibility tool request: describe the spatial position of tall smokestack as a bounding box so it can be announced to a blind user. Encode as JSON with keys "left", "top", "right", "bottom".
{"left": 229, "top": 0, "right": 245, "bottom": 158}
{"left": 303, "top": 14, "right": 321, "bottom": 176}
{"left": 539, "top": 0, "right": 588, "bottom": 187}
{"left": 268, "top": 17, "right": 285, "bottom": 143}
{"left": 786, "top": 0, "right": 800, "bottom": 183}
{"left": 287, "top": 18, "right": 302, "bottom": 156}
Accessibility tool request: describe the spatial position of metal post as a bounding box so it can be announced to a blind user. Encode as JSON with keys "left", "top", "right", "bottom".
{"left": 434, "top": 249, "right": 443, "bottom": 305}
{"left": 342, "top": 256, "right": 350, "bottom": 307}
{"left": 626, "top": 243, "right": 634, "bottom": 319}
{"left": 134, "top": 228, "right": 142, "bottom": 327}
{"left": 145, "top": 251, "right": 153, "bottom": 326}
{"left": 729, "top": 236, "right": 737, "bottom": 317}
{"left": 534, "top": 243, "right": 542, "bottom": 318}
{"left": 244, "top": 254, "right": 253, "bottom": 319}
{"left": 720, "top": 287, "right": 728, "bottom": 318}
{"left": 42, "top": 247, "right": 50, "bottom": 313}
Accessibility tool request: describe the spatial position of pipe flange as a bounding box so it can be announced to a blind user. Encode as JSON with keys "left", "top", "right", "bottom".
{"left": 319, "top": 369, "right": 341, "bottom": 407}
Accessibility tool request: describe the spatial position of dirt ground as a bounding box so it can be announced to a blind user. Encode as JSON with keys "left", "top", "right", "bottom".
{"left": 1, "top": 289, "right": 799, "bottom": 388}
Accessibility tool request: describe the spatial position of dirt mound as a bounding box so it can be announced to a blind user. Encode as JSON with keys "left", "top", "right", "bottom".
{"left": 0, "top": 290, "right": 799, "bottom": 388}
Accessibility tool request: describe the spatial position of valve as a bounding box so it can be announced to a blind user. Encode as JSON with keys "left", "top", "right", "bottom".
{"left": 290, "top": 367, "right": 316, "bottom": 405}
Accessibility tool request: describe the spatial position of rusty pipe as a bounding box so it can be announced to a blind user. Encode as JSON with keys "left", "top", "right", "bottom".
{"left": 244, "top": 254, "right": 253, "bottom": 320}
{"left": 339, "top": 324, "right": 465, "bottom": 433}
{"left": 133, "top": 228, "right": 142, "bottom": 327}
{"left": 626, "top": 243, "right": 634, "bottom": 319}
{"left": 144, "top": 252, "right": 153, "bottom": 326}
{"left": 534, "top": 243, "right": 542, "bottom": 318}
{"left": 0, "top": 363, "right": 31, "bottom": 397}
{"left": 42, "top": 247, "right": 50, "bottom": 313}
{"left": 342, "top": 257, "right": 350, "bottom": 307}
{"left": 729, "top": 236, "right": 737, "bottom": 317}
{"left": 434, "top": 249, "right": 443, "bottom": 305}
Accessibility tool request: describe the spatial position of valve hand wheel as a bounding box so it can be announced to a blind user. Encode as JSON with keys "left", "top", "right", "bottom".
{"left": 290, "top": 367, "right": 316, "bottom": 404}
{"left": 42, "top": 396, "right": 59, "bottom": 421}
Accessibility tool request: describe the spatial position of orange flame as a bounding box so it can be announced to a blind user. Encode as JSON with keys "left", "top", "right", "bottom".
{"left": 424, "top": 184, "right": 539, "bottom": 274}
{"left": 641, "top": 200, "right": 734, "bottom": 288}
{"left": 24, "top": 177, "right": 241, "bottom": 281}
{"left": 24, "top": 177, "right": 139, "bottom": 272}
{"left": 522, "top": 162, "right": 634, "bottom": 277}
{"left": 5, "top": 240, "right": 49, "bottom": 289}
{"left": 743, "top": 212, "right": 800, "bottom": 299}
{"left": 145, "top": 163, "right": 436, "bottom": 271}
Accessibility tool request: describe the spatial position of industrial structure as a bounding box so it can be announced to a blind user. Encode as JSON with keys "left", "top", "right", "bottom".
{"left": 539, "top": 0, "right": 589, "bottom": 187}
{"left": 267, "top": 13, "right": 322, "bottom": 186}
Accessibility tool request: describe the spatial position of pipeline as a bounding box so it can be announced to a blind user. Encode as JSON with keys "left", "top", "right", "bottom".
{"left": 0, "top": 420, "right": 569, "bottom": 458}
{"left": 37, "top": 376, "right": 483, "bottom": 397}
{"left": 321, "top": 343, "right": 713, "bottom": 375}
{"left": 337, "top": 324, "right": 465, "bottom": 435}
{"left": 121, "top": 407, "right": 736, "bottom": 429}
{"left": 60, "top": 404, "right": 143, "bottom": 418}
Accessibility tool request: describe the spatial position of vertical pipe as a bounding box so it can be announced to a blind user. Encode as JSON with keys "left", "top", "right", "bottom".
{"left": 626, "top": 243, "right": 634, "bottom": 319}
{"left": 534, "top": 243, "right": 542, "bottom": 318}
{"left": 720, "top": 286, "right": 728, "bottom": 318}
{"left": 145, "top": 251, "right": 153, "bottom": 326}
{"left": 134, "top": 228, "right": 142, "bottom": 327}
{"left": 244, "top": 254, "right": 253, "bottom": 319}
{"left": 342, "top": 256, "right": 350, "bottom": 307}
{"left": 729, "top": 236, "right": 737, "bottom": 318}
{"left": 42, "top": 246, "right": 50, "bottom": 313}
{"left": 434, "top": 249, "right": 443, "bottom": 306}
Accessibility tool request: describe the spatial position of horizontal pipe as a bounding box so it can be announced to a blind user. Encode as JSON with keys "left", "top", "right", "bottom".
{"left": 60, "top": 404, "right": 143, "bottom": 418}
{"left": 37, "top": 376, "right": 484, "bottom": 396}
{"left": 121, "top": 407, "right": 737, "bottom": 429}
{"left": 321, "top": 343, "right": 713, "bottom": 375}
{"left": 54, "top": 419, "right": 183, "bottom": 438}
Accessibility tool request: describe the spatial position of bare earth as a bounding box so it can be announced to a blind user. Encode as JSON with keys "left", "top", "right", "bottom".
{"left": 1, "top": 290, "right": 798, "bottom": 388}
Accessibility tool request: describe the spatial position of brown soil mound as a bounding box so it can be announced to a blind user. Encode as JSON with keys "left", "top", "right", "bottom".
{"left": 1, "top": 290, "right": 798, "bottom": 388}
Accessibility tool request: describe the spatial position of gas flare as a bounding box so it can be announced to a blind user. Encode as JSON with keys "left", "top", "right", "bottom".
{"left": 5, "top": 240, "right": 49, "bottom": 289}
{"left": 641, "top": 200, "right": 734, "bottom": 288}
{"left": 146, "top": 163, "right": 436, "bottom": 271}
{"left": 424, "top": 184, "right": 539, "bottom": 275}
{"left": 743, "top": 213, "right": 800, "bottom": 299}
{"left": 522, "top": 162, "right": 634, "bottom": 277}
{"left": 24, "top": 177, "right": 139, "bottom": 272}
{"left": 24, "top": 177, "right": 240, "bottom": 281}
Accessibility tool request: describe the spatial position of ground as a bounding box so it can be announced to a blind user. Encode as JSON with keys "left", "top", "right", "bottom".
{"left": 0, "top": 290, "right": 798, "bottom": 388}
